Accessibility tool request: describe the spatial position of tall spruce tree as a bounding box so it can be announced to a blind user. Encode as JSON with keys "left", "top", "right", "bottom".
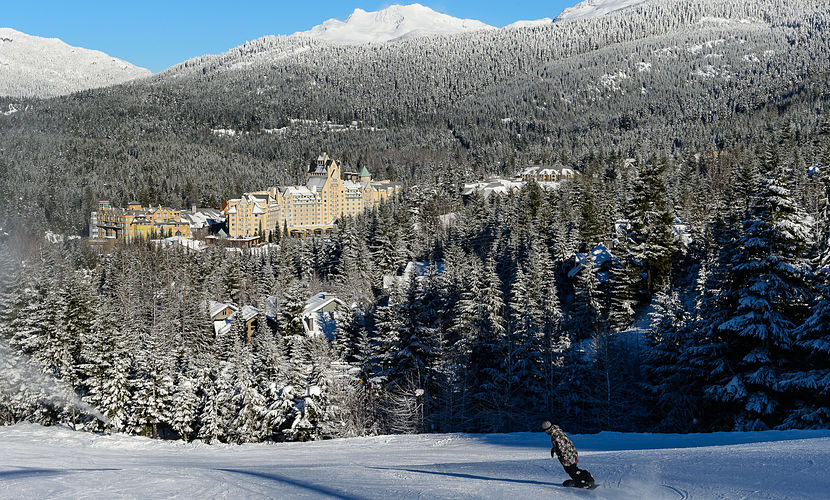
{"left": 628, "top": 158, "right": 677, "bottom": 292}
{"left": 706, "top": 157, "right": 814, "bottom": 430}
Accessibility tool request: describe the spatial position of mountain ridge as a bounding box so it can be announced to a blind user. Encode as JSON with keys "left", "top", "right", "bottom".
{"left": 0, "top": 27, "right": 151, "bottom": 98}
{"left": 555, "top": 0, "right": 651, "bottom": 22}
{"left": 291, "top": 4, "right": 496, "bottom": 44}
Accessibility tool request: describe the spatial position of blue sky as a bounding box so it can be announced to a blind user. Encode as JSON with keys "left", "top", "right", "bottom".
{"left": 6, "top": 1, "right": 578, "bottom": 73}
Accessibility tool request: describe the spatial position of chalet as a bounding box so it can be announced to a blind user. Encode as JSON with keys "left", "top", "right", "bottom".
{"left": 520, "top": 165, "right": 579, "bottom": 182}
{"left": 155, "top": 236, "right": 207, "bottom": 253}
{"left": 180, "top": 206, "right": 226, "bottom": 234}
{"left": 303, "top": 292, "right": 346, "bottom": 338}
{"left": 461, "top": 178, "right": 523, "bottom": 199}
{"left": 239, "top": 305, "right": 261, "bottom": 342}
{"left": 209, "top": 301, "right": 238, "bottom": 322}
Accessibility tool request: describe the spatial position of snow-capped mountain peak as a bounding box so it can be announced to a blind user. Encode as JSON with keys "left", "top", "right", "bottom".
{"left": 0, "top": 27, "right": 151, "bottom": 98}
{"left": 293, "top": 4, "right": 496, "bottom": 44}
{"left": 555, "top": 0, "right": 651, "bottom": 22}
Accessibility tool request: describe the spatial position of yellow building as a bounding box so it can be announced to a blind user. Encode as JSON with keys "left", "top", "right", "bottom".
{"left": 224, "top": 192, "right": 280, "bottom": 240}
{"left": 94, "top": 200, "right": 191, "bottom": 243}
{"left": 225, "top": 153, "right": 400, "bottom": 239}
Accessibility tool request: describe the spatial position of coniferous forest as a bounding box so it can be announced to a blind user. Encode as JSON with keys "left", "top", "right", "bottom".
{"left": 1, "top": 0, "right": 829, "bottom": 442}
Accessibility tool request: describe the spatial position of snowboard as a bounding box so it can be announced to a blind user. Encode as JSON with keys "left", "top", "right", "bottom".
{"left": 562, "top": 480, "right": 598, "bottom": 490}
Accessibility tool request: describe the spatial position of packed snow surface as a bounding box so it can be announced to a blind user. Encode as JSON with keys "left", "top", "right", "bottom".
{"left": 293, "top": 4, "right": 495, "bottom": 45}
{"left": 2, "top": 423, "right": 829, "bottom": 499}
{"left": 0, "top": 28, "right": 151, "bottom": 98}
{"left": 556, "top": 0, "right": 651, "bottom": 22}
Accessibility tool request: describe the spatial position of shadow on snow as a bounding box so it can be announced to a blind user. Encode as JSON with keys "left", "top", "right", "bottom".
{"left": 217, "top": 468, "right": 365, "bottom": 500}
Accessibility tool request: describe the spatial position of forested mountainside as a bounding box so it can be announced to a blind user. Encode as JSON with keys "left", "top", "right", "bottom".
{"left": 0, "top": 0, "right": 829, "bottom": 441}
{"left": 0, "top": 0, "right": 828, "bottom": 233}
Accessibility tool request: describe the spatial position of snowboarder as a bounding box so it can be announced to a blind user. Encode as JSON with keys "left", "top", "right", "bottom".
{"left": 541, "top": 420, "right": 595, "bottom": 489}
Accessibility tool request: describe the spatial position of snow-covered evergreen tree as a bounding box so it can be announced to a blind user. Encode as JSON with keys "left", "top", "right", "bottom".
{"left": 705, "top": 157, "right": 814, "bottom": 430}
{"left": 644, "top": 287, "right": 701, "bottom": 431}
{"left": 628, "top": 158, "right": 677, "bottom": 292}
{"left": 81, "top": 296, "right": 131, "bottom": 431}
{"left": 170, "top": 373, "right": 199, "bottom": 441}
{"left": 230, "top": 342, "right": 267, "bottom": 443}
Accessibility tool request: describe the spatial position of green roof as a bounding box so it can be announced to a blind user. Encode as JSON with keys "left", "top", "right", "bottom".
{"left": 359, "top": 166, "right": 371, "bottom": 178}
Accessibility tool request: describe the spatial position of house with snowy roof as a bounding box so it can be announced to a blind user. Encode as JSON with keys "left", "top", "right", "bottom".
{"left": 155, "top": 235, "right": 207, "bottom": 253}
{"left": 519, "top": 165, "right": 579, "bottom": 182}
{"left": 209, "top": 301, "right": 260, "bottom": 342}
{"left": 462, "top": 164, "right": 580, "bottom": 200}
{"left": 303, "top": 292, "right": 346, "bottom": 338}
{"left": 461, "top": 178, "right": 523, "bottom": 199}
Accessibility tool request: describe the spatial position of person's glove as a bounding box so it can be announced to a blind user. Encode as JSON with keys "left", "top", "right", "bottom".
{"left": 551, "top": 448, "right": 556, "bottom": 458}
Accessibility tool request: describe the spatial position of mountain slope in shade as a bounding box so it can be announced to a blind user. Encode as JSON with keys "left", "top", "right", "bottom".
{"left": 293, "top": 4, "right": 496, "bottom": 44}
{"left": 0, "top": 28, "right": 151, "bottom": 98}
{"left": 555, "top": 0, "right": 651, "bottom": 22}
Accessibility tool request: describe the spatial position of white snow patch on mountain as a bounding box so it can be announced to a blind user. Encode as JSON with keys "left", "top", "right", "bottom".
{"left": 503, "top": 18, "right": 554, "bottom": 30}
{"left": 555, "top": 0, "right": 651, "bottom": 22}
{"left": 1, "top": 423, "right": 829, "bottom": 499}
{"left": 0, "top": 28, "right": 151, "bottom": 98}
{"left": 293, "top": 4, "right": 495, "bottom": 45}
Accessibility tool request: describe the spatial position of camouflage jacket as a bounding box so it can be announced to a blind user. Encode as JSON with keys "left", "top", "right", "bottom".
{"left": 549, "top": 424, "right": 578, "bottom": 466}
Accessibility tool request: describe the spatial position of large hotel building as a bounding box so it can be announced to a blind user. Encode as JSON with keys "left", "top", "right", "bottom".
{"left": 91, "top": 201, "right": 192, "bottom": 243}
{"left": 225, "top": 153, "right": 400, "bottom": 238}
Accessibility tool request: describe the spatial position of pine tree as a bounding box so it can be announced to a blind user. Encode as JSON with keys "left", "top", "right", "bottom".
{"left": 508, "top": 266, "right": 543, "bottom": 428}
{"left": 644, "top": 287, "right": 701, "bottom": 431}
{"left": 706, "top": 157, "right": 814, "bottom": 430}
{"left": 280, "top": 280, "right": 309, "bottom": 339}
{"left": 781, "top": 169, "right": 830, "bottom": 428}
{"left": 231, "top": 342, "right": 267, "bottom": 443}
{"left": 250, "top": 315, "right": 292, "bottom": 440}
{"left": 467, "top": 255, "right": 507, "bottom": 432}
{"left": 607, "top": 235, "right": 640, "bottom": 333}
{"left": 628, "top": 158, "right": 677, "bottom": 292}
{"left": 170, "top": 373, "right": 199, "bottom": 441}
{"left": 446, "top": 254, "right": 481, "bottom": 430}
{"left": 81, "top": 297, "right": 131, "bottom": 431}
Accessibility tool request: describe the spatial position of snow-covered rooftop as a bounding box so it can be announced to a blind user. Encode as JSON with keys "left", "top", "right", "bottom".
{"left": 208, "top": 301, "right": 237, "bottom": 319}
{"left": 240, "top": 305, "right": 260, "bottom": 322}
{"left": 303, "top": 292, "right": 345, "bottom": 315}
{"left": 307, "top": 177, "right": 328, "bottom": 190}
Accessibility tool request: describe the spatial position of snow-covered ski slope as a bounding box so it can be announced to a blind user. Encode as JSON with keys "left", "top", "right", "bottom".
{"left": 1, "top": 423, "right": 829, "bottom": 499}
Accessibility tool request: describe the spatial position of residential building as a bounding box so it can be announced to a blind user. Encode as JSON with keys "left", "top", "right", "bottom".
{"left": 180, "top": 206, "right": 225, "bottom": 234}
{"left": 303, "top": 292, "right": 346, "bottom": 337}
{"left": 209, "top": 301, "right": 260, "bottom": 342}
{"left": 462, "top": 164, "right": 581, "bottom": 199}
{"left": 519, "top": 165, "right": 579, "bottom": 182}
